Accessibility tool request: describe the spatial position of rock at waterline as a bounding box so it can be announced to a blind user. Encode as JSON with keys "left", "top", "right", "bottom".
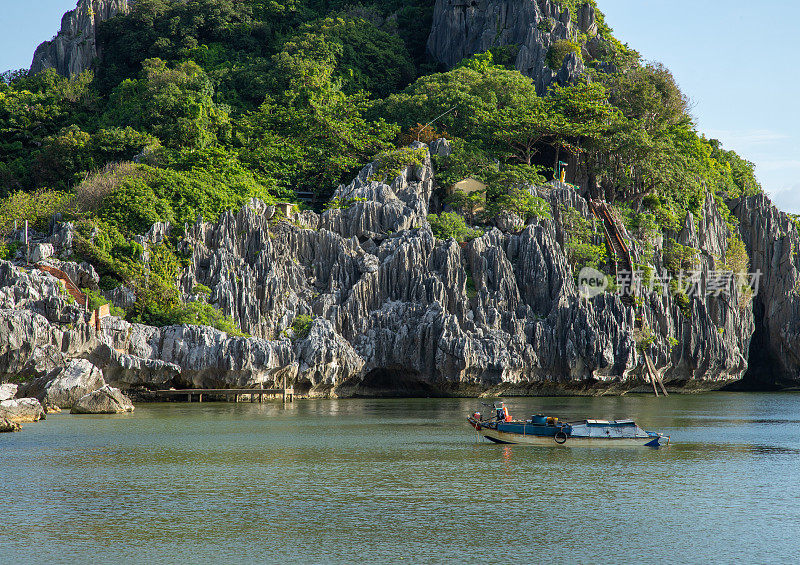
{"left": 71, "top": 385, "right": 134, "bottom": 414}
{"left": 43, "top": 359, "right": 105, "bottom": 409}
{"left": 0, "top": 418, "right": 21, "bottom": 433}
{"left": 0, "top": 383, "right": 18, "bottom": 402}
{"left": 44, "top": 403, "right": 62, "bottom": 414}
{"left": 0, "top": 398, "right": 46, "bottom": 423}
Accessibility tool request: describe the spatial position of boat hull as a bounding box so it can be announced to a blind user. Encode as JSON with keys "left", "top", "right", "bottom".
{"left": 474, "top": 426, "right": 665, "bottom": 447}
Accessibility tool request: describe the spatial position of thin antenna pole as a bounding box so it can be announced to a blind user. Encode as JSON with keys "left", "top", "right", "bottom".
{"left": 418, "top": 106, "right": 457, "bottom": 141}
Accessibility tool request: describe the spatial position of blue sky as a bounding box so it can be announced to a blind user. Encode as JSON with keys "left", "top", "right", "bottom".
{"left": 599, "top": 0, "right": 800, "bottom": 213}
{"left": 2, "top": 0, "right": 798, "bottom": 212}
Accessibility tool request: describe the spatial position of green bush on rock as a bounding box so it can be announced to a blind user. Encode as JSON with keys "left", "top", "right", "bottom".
{"left": 368, "top": 147, "right": 428, "bottom": 182}
{"left": 291, "top": 315, "right": 314, "bottom": 340}
{"left": 488, "top": 188, "right": 551, "bottom": 222}
{"left": 546, "top": 40, "right": 581, "bottom": 69}
{"left": 427, "top": 212, "right": 483, "bottom": 243}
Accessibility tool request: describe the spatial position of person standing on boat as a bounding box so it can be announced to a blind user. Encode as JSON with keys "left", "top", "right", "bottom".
{"left": 496, "top": 403, "right": 512, "bottom": 422}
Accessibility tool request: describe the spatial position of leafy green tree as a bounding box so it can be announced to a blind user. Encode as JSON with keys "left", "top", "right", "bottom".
{"left": 103, "top": 58, "right": 230, "bottom": 149}
{"left": 0, "top": 70, "right": 97, "bottom": 194}
{"left": 433, "top": 139, "right": 546, "bottom": 208}
{"left": 445, "top": 190, "right": 485, "bottom": 225}
{"left": 479, "top": 94, "right": 560, "bottom": 166}
{"left": 238, "top": 32, "right": 397, "bottom": 198}
{"left": 32, "top": 126, "right": 94, "bottom": 190}
{"left": 89, "top": 127, "right": 161, "bottom": 163}
{"left": 489, "top": 188, "right": 552, "bottom": 222}
{"left": 299, "top": 16, "right": 415, "bottom": 98}
{"left": 96, "top": 0, "right": 265, "bottom": 92}
{"left": 601, "top": 63, "right": 688, "bottom": 133}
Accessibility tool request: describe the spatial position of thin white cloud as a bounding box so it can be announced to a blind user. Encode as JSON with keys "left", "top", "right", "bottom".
{"left": 767, "top": 183, "right": 800, "bottom": 214}
{"left": 705, "top": 129, "right": 789, "bottom": 147}
{"left": 757, "top": 160, "right": 800, "bottom": 172}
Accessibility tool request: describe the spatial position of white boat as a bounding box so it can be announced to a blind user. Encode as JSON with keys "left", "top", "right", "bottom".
{"left": 467, "top": 403, "right": 669, "bottom": 448}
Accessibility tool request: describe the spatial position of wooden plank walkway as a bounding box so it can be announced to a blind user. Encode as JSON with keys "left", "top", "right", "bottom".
{"left": 35, "top": 263, "right": 88, "bottom": 308}
{"left": 155, "top": 388, "right": 294, "bottom": 403}
{"left": 35, "top": 263, "right": 110, "bottom": 330}
{"left": 589, "top": 200, "right": 669, "bottom": 397}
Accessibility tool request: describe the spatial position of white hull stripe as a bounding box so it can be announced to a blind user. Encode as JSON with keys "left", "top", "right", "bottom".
{"left": 478, "top": 428, "right": 662, "bottom": 447}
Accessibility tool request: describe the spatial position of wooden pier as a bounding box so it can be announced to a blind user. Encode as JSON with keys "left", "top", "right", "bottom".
{"left": 155, "top": 386, "right": 294, "bottom": 403}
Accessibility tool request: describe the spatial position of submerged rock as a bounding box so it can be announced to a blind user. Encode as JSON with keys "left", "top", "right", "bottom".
{"left": 0, "top": 398, "right": 46, "bottom": 423}
{"left": 0, "top": 418, "right": 21, "bottom": 433}
{"left": 71, "top": 385, "right": 134, "bottom": 414}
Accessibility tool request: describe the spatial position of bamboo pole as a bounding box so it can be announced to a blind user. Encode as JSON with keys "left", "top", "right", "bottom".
{"left": 644, "top": 351, "right": 669, "bottom": 397}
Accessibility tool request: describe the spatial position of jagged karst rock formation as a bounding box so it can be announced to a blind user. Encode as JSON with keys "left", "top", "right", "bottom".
{"left": 427, "top": 0, "right": 597, "bottom": 93}
{"left": 0, "top": 383, "right": 17, "bottom": 401}
{"left": 2, "top": 141, "right": 796, "bottom": 396}
{"left": 0, "top": 261, "right": 99, "bottom": 382}
{"left": 138, "top": 142, "right": 753, "bottom": 394}
{"left": 30, "top": 0, "right": 129, "bottom": 77}
{"left": 732, "top": 194, "right": 800, "bottom": 387}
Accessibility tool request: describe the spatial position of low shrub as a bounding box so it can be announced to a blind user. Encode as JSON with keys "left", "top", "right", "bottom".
{"left": 369, "top": 147, "right": 428, "bottom": 182}
{"left": 0, "top": 240, "right": 22, "bottom": 261}
{"left": 489, "top": 188, "right": 551, "bottom": 222}
{"left": 0, "top": 189, "right": 76, "bottom": 237}
{"left": 663, "top": 241, "right": 698, "bottom": 274}
{"left": 323, "top": 196, "right": 366, "bottom": 212}
{"left": 427, "top": 212, "right": 483, "bottom": 243}
{"left": 560, "top": 206, "right": 607, "bottom": 273}
{"left": 291, "top": 314, "right": 314, "bottom": 340}
{"left": 546, "top": 40, "right": 581, "bottom": 69}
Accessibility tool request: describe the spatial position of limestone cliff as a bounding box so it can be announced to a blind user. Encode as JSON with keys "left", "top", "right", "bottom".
{"left": 731, "top": 194, "right": 800, "bottom": 387}
{"left": 427, "top": 0, "right": 598, "bottom": 93}
{"left": 0, "top": 141, "right": 766, "bottom": 397}
{"left": 30, "top": 0, "right": 129, "bottom": 77}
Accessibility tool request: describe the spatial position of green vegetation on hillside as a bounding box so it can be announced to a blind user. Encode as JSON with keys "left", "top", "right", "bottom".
{"left": 0, "top": 0, "right": 762, "bottom": 330}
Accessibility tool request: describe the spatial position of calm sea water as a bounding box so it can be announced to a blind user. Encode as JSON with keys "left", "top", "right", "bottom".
{"left": 2, "top": 394, "right": 800, "bottom": 564}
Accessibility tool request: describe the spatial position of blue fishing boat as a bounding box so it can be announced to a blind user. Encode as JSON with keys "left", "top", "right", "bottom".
{"left": 468, "top": 403, "right": 669, "bottom": 447}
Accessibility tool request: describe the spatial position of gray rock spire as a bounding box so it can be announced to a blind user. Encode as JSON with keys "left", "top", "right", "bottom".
{"left": 426, "top": 0, "right": 589, "bottom": 94}
{"left": 30, "top": 0, "right": 129, "bottom": 77}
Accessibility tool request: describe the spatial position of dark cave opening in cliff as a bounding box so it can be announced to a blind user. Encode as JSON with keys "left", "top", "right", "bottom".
{"left": 353, "top": 368, "right": 448, "bottom": 398}
{"left": 529, "top": 144, "right": 582, "bottom": 187}
{"left": 733, "top": 300, "right": 791, "bottom": 391}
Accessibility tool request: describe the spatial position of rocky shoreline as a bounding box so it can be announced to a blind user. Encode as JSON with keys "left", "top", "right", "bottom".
{"left": 3, "top": 139, "right": 798, "bottom": 419}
